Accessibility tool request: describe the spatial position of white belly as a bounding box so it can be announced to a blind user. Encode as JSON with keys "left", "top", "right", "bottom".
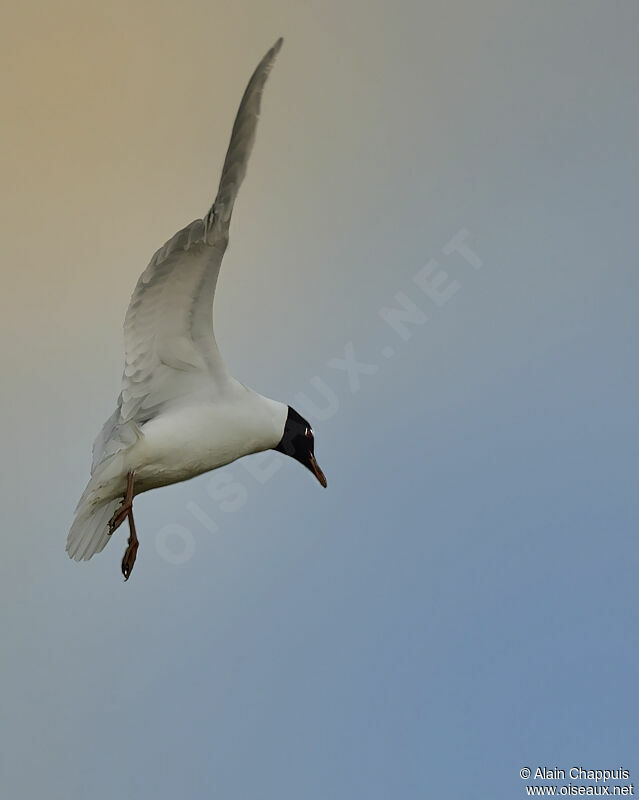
{"left": 125, "top": 396, "right": 286, "bottom": 493}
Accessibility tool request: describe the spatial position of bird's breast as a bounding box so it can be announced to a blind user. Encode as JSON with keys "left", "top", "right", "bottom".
{"left": 127, "top": 399, "right": 284, "bottom": 493}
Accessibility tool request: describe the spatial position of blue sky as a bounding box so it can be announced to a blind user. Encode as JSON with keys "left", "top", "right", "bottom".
{"left": 1, "top": 2, "right": 638, "bottom": 798}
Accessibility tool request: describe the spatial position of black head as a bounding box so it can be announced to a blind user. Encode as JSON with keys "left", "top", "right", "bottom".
{"left": 274, "top": 407, "right": 327, "bottom": 488}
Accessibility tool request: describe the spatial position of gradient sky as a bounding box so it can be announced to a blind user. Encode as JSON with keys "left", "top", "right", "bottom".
{"left": 2, "top": 2, "right": 638, "bottom": 798}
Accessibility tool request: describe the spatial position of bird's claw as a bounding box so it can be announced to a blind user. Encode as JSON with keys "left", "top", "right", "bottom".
{"left": 108, "top": 501, "right": 132, "bottom": 534}
{"left": 121, "top": 540, "right": 139, "bottom": 582}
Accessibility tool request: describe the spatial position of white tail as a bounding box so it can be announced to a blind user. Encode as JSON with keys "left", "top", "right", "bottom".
{"left": 66, "top": 497, "right": 121, "bottom": 561}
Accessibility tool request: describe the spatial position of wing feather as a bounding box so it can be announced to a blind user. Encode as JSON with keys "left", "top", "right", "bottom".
{"left": 91, "top": 39, "right": 283, "bottom": 472}
{"left": 207, "top": 37, "right": 283, "bottom": 230}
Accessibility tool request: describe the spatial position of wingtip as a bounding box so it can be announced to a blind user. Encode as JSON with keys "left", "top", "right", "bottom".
{"left": 258, "top": 38, "right": 283, "bottom": 75}
{"left": 267, "top": 37, "right": 283, "bottom": 61}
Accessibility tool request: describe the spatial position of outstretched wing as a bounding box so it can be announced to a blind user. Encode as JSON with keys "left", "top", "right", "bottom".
{"left": 92, "top": 38, "right": 284, "bottom": 472}
{"left": 210, "top": 37, "right": 283, "bottom": 228}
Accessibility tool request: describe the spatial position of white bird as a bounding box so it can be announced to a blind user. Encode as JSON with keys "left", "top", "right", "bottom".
{"left": 67, "top": 39, "right": 326, "bottom": 580}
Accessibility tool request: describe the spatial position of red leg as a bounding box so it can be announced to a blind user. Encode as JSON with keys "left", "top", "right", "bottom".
{"left": 108, "top": 471, "right": 135, "bottom": 534}
{"left": 121, "top": 509, "right": 139, "bottom": 582}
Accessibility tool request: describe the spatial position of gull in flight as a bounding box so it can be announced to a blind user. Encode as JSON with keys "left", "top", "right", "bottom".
{"left": 67, "top": 39, "right": 326, "bottom": 580}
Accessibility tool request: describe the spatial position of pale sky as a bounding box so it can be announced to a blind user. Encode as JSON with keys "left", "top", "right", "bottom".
{"left": 2, "top": 2, "right": 638, "bottom": 798}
